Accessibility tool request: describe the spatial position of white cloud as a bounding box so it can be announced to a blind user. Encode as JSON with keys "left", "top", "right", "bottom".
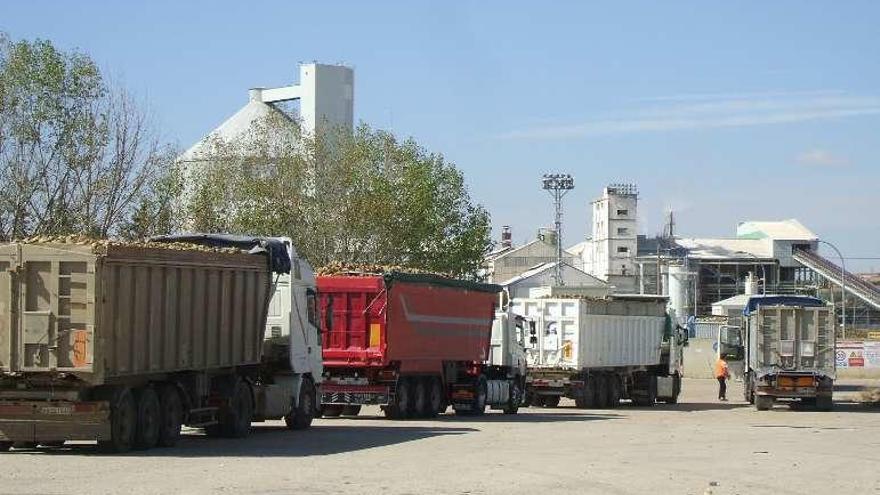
{"left": 498, "top": 92, "right": 880, "bottom": 140}
{"left": 795, "top": 149, "right": 849, "bottom": 168}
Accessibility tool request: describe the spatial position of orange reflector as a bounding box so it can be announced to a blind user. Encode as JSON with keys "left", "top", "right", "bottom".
{"left": 778, "top": 376, "right": 814, "bottom": 387}
{"left": 369, "top": 323, "right": 381, "bottom": 348}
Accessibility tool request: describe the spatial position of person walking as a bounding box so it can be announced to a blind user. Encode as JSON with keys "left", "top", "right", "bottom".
{"left": 714, "top": 356, "right": 730, "bottom": 401}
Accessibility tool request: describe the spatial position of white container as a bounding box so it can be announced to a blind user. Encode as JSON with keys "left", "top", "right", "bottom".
{"left": 512, "top": 297, "right": 666, "bottom": 370}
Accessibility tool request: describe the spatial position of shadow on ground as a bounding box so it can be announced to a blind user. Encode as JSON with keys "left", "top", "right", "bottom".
{"left": 2, "top": 424, "right": 477, "bottom": 458}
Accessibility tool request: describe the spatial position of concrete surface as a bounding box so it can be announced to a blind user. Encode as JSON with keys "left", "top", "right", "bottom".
{"left": 1, "top": 379, "right": 878, "bottom": 495}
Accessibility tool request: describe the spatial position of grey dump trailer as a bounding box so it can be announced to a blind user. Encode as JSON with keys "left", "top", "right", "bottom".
{"left": 514, "top": 295, "right": 686, "bottom": 408}
{"left": 720, "top": 295, "right": 835, "bottom": 411}
{"left": 0, "top": 235, "right": 322, "bottom": 453}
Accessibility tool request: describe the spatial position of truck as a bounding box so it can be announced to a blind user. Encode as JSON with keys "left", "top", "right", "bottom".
{"left": 718, "top": 295, "right": 835, "bottom": 411}
{"left": 514, "top": 294, "right": 686, "bottom": 408}
{"left": 0, "top": 234, "right": 322, "bottom": 453}
{"left": 317, "top": 272, "right": 526, "bottom": 418}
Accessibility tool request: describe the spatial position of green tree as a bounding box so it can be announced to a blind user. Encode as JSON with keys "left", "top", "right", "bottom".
{"left": 185, "top": 115, "right": 491, "bottom": 278}
{"left": 0, "top": 33, "right": 176, "bottom": 239}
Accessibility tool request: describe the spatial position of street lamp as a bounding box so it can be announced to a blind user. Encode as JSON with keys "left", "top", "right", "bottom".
{"left": 817, "top": 240, "right": 847, "bottom": 339}
{"left": 541, "top": 174, "right": 575, "bottom": 286}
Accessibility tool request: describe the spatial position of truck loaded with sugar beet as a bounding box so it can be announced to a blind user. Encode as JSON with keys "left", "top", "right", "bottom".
{"left": 0, "top": 234, "right": 322, "bottom": 453}
{"left": 317, "top": 272, "right": 528, "bottom": 418}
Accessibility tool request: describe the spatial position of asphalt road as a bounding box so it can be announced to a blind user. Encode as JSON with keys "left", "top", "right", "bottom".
{"left": 1, "top": 379, "right": 878, "bottom": 495}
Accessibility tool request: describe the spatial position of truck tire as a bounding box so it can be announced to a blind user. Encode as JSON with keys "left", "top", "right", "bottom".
{"left": 342, "top": 405, "right": 362, "bottom": 416}
{"left": 385, "top": 377, "right": 414, "bottom": 419}
{"left": 755, "top": 395, "right": 773, "bottom": 411}
{"left": 607, "top": 376, "right": 621, "bottom": 408}
{"left": 285, "top": 377, "right": 316, "bottom": 430}
{"left": 0, "top": 441, "right": 11, "bottom": 452}
{"left": 472, "top": 375, "right": 488, "bottom": 415}
{"left": 816, "top": 395, "right": 833, "bottom": 411}
{"left": 157, "top": 385, "right": 183, "bottom": 447}
{"left": 632, "top": 374, "right": 656, "bottom": 407}
{"left": 322, "top": 405, "right": 343, "bottom": 418}
{"left": 221, "top": 381, "right": 253, "bottom": 438}
{"left": 413, "top": 377, "right": 429, "bottom": 418}
{"left": 575, "top": 383, "right": 596, "bottom": 409}
{"left": 427, "top": 377, "right": 444, "bottom": 417}
{"left": 596, "top": 376, "right": 610, "bottom": 408}
{"left": 98, "top": 387, "right": 137, "bottom": 453}
{"left": 502, "top": 381, "right": 522, "bottom": 415}
{"left": 743, "top": 373, "right": 754, "bottom": 404}
{"left": 133, "top": 387, "right": 161, "bottom": 450}
{"left": 542, "top": 395, "right": 560, "bottom": 408}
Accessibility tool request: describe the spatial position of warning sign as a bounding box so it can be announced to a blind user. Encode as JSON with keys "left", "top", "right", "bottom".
{"left": 837, "top": 341, "right": 864, "bottom": 368}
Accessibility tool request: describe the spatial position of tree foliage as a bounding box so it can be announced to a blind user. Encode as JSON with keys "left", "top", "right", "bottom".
{"left": 185, "top": 115, "right": 491, "bottom": 278}
{"left": 0, "top": 33, "right": 177, "bottom": 240}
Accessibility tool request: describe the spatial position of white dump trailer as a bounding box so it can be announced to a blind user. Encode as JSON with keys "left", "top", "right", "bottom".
{"left": 514, "top": 295, "right": 686, "bottom": 408}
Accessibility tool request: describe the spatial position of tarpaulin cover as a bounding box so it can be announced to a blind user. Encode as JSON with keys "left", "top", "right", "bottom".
{"left": 743, "top": 295, "right": 826, "bottom": 316}
{"left": 150, "top": 233, "right": 291, "bottom": 274}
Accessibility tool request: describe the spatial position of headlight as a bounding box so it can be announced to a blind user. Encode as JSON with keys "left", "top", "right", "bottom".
{"left": 779, "top": 340, "right": 795, "bottom": 357}
{"left": 800, "top": 341, "right": 815, "bottom": 357}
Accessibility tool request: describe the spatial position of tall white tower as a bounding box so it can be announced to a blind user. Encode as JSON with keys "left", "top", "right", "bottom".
{"left": 589, "top": 184, "right": 638, "bottom": 292}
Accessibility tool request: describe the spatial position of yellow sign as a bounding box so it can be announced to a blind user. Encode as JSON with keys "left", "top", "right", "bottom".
{"left": 867, "top": 331, "right": 880, "bottom": 341}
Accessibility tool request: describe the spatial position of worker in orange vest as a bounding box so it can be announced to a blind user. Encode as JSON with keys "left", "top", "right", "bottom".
{"left": 714, "top": 356, "right": 730, "bottom": 401}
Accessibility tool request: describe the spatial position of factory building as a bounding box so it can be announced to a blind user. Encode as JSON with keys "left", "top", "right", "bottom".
{"left": 179, "top": 62, "right": 354, "bottom": 168}
{"left": 568, "top": 184, "right": 879, "bottom": 327}
{"left": 485, "top": 227, "right": 579, "bottom": 284}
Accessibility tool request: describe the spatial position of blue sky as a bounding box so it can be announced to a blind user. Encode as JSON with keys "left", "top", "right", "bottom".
{"left": 4, "top": 1, "right": 879, "bottom": 270}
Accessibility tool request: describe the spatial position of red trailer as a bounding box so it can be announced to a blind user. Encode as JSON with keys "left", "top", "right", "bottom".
{"left": 318, "top": 272, "right": 523, "bottom": 418}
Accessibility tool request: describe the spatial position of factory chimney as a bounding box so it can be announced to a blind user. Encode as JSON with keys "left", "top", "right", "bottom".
{"left": 501, "top": 226, "right": 512, "bottom": 249}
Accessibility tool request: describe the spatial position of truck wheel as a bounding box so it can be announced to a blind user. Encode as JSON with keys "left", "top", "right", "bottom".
{"left": 285, "top": 377, "right": 316, "bottom": 430}
{"left": 413, "top": 377, "right": 429, "bottom": 418}
{"left": 134, "top": 387, "right": 161, "bottom": 450}
{"left": 607, "top": 376, "right": 621, "bottom": 408}
{"left": 98, "top": 388, "right": 137, "bottom": 453}
{"left": 342, "top": 405, "right": 362, "bottom": 416}
{"left": 472, "top": 375, "right": 488, "bottom": 415}
{"left": 385, "top": 377, "right": 414, "bottom": 419}
{"left": 816, "top": 395, "right": 833, "bottom": 411}
{"left": 157, "top": 385, "right": 184, "bottom": 447}
{"left": 502, "top": 381, "right": 522, "bottom": 414}
{"left": 755, "top": 395, "right": 774, "bottom": 411}
{"left": 222, "top": 381, "right": 253, "bottom": 438}
{"left": 632, "top": 374, "right": 656, "bottom": 407}
{"left": 543, "top": 395, "right": 560, "bottom": 408}
{"left": 596, "top": 376, "right": 610, "bottom": 408}
{"left": 743, "top": 373, "right": 754, "bottom": 404}
{"left": 322, "top": 405, "right": 343, "bottom": 418}
{"left": 575, "top": 384, "right": 596, "bottom": 409}
{"left": 427, "top": 377, "right": 444, "bottom": 417}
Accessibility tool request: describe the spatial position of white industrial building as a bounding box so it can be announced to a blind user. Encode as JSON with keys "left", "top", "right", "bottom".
{"left": 179, "top": 62, "right": 354, "bottom": 165}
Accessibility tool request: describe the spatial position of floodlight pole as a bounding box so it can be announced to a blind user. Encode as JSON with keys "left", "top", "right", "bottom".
{"left": 542, "top": 174, "right": 575, "bottom": 286}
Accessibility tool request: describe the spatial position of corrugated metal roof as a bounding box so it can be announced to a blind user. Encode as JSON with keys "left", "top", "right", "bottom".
{"left": 736, "top": 219, "right": 817, "bottom": 241}
{"left": 674, "top": 237, "right": 773, "bottom": 259}
{"left": 499, "top": 261, "right": 607, "bottom": 287}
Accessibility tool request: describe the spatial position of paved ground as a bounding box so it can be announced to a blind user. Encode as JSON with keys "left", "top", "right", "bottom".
{"left": 1, "top": 379, "right": 878, "bottom": 495}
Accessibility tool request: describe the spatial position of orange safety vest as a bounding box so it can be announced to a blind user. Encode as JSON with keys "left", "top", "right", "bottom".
{"left": 714, "top": 358, "right": 729, "bottom": 379}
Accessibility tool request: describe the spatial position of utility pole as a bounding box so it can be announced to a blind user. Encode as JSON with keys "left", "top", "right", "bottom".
{"left": 542, "top": 174, "right": 574, "bottom": 286}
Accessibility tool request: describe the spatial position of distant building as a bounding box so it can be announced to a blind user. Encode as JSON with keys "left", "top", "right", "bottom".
{"left": 499, "top": 261, "right": 608, "bottom": 299}
{"left": 485, "top": 228, "right": 579, "bottom": 284}
{"left": 581, "top": 184, "right": 639, "bottom": 292}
